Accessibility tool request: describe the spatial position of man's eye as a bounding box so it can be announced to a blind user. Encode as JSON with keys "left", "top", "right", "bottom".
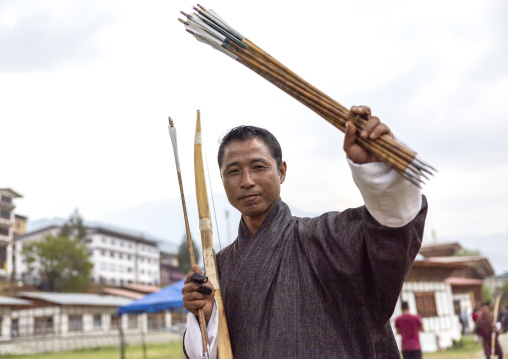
{"left": 254, "top": 165, "right": 266, "bottom": 170}
{"left": 228, "top": 169, "right": 239, "bottom": 175}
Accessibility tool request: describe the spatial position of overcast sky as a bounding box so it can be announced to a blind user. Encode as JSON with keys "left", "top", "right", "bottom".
{"left": 1, "top": 0, "right": 507, "bottom": 243}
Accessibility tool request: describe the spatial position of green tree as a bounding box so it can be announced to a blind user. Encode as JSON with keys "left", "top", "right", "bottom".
{"left": 482, "top": 285, "right": 492, "bottom": 302}
{"left": 60, "top": 208, "right": 88, "bottom": 242}
{"left": 494, "top": 280, "right": 508, "bottom": 308}
{"left": 21, "top": 209, "right": 93, "bottom": 292}
{"left": 177, "top": 234, "right": 201, "bottom": 274}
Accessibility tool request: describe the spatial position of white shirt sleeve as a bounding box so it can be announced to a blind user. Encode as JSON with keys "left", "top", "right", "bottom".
{"left": 347, "top": 158, "right": 422, "bottom": 228}
{"left": 184, "top": 301, "right": 218, "bottom": 359}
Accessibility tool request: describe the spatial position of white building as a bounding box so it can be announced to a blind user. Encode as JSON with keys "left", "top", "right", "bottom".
{"left": 0, "top": 188, "right": 23, "bottom": 280}
{"left": 390, "top": 260, "right": 463, "bottom": 352}
{"left": 14, "top": 225, "right": 161, "bottom": 286}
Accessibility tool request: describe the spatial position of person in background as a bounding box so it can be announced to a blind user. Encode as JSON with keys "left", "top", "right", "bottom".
{"left": 499, "top": 304, "right": 508, "bottom": 338}
{"left": 395, "top": 301, "right": 424, "bottom": 359}
{"left": 475, "top": 302, "right": 503, "bottom": 359}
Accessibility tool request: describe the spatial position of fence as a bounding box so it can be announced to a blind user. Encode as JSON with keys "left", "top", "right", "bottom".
{"left": 0, "top": 307, "right": 188, "bottom": 356}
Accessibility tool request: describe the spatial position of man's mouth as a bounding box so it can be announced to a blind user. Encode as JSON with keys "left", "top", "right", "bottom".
{"left": 240, "top": 194, "right": 258, "bottom": 200}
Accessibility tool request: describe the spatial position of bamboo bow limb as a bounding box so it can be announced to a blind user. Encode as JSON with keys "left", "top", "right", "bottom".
{"left": 167, "top": 118, "right": 210, "bottom": 359}
{"left": 491, "top": 295, "right": 501, "bottom": 357}
{"left": 194, "top": 110, "right": 233, "bottom": 358}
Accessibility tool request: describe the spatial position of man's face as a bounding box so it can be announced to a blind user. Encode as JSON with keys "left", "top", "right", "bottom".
{"left": 481, "top": 305, "right": 490, "bottom": 316}
{"left": 220, "top": 138, "right": 286, "bottom": 224}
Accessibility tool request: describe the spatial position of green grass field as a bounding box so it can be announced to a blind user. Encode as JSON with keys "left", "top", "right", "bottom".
{"left": 423, "top": 335, "right": 482, "bottom": 359}
{"left": 0, "top": 342, "right": 186, "bottom": 359}
{"left": 0, "top": 334, "right": 490, "bottom": 359}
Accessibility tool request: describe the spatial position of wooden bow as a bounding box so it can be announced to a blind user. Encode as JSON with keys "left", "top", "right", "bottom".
{"left": 491, "top": 295, "right": 501, "bottom": 356}
{"left": 168, "top": 117, "right": 210, "bottom": 358}
{"left": 194, "top": 110, "right": 234, "bottom": 358}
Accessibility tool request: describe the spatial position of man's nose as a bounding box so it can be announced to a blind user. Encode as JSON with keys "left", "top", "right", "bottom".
{"left": 240, "top": 171, "right": 255, "bottom": 188}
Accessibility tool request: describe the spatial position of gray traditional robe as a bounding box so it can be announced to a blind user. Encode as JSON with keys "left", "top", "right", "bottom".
{"left": 216, "top": 196, "right": 427, "bottom": 358}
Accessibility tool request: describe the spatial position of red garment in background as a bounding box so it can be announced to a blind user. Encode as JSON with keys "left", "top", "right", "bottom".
{"left": 395, "top": 313, "right": 423, "bottom": 351}
{"left": 476, "top": 313, "right": 503, "bottom": 357}
{"left": 472, "top": 311, "right": 480, "bottom": 322}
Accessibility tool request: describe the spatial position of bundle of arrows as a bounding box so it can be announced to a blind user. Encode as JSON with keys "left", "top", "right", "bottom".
{"left": 179, "top": 5, "right": 436, "bottom": 187}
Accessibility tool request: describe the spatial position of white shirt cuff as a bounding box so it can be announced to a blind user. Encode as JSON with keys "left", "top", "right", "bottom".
{"left": 348, "top": 158, "right": 422, "bottom": 227}
{"left": 184, "top": 301, "right": 218, "bottom": 359}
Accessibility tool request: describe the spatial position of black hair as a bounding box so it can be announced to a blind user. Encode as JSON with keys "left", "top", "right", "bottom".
{"left": 401, "top": 301, "right": 409, "bottom": 310}
{"left": 217, "top": 125, "right": 282, "bottom": 169}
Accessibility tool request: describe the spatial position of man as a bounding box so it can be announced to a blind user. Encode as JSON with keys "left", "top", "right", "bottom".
{"left": 183, "top": 106, "right": 427, "bottom": 358}
{"left": 476, "top": 302, "right": 504, "bottom": 359}
{"left": 395, "top": 301, "right": 424, "bottom": 359}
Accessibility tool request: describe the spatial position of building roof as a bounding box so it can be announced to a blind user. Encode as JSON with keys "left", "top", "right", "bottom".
{"left": 14, "top": 214, "right": 28, "bottom": 220}
{"left": 0, "top": 295, "right": 32, "bottom": 306}
{"left": 423, "top": 256, "right": 495, "bottom": 278}
{"left": 0, "top": 188, "right": 23, "bottom": 198}
{"left": 87, "top": 227, "right": 159, "bottom": 246}
{"left": 412, "top": 259, "right": 467, "bottom": 269}
{"left": 13, "top": 225, "right": 60, "bottom": 241}
{"left": 445, "top": 277, "right": 484, "bottom": 286}
{"left": 15, "top": 224, "right": 159, "bottom": 246}
{"left": 101, "top": 287, "right": 145, "bottom": 300}
{"left": 419, "top": 242, "right": 462, "bottom": 258}
{"left": 18, "top": 292, "right": 132, "bottom": 306}
{"left": 122, "top": 283, "right": 160, "bottom": 294}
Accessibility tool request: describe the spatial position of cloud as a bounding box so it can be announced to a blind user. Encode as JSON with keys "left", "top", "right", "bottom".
{"left": 0, "top": 0, "right": 116, "bottom": 73}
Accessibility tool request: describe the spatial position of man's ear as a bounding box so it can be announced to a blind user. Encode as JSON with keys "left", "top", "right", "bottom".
{"left": 279, "top": 161, "right": 287, "bottom": 184}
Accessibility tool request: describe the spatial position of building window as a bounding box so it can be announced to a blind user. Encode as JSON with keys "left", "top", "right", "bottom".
{"left": 453, "top": 300, "right": 461, "bottom": 315}
{"left": 128, "top": 255, "right": 132, "bottom": 260}
{"left": 101, "top": 250, "right": 106, "bottom": 256}
{"left": 111, "top": 239, "right": 115, "bottom": 245}
{"left": 110, "top": 314, "right": 119, "bottom": 330}
{"left": 0, "top": 227, "right": 8, "bottom": 236}
{"left": 102, "top": 236, "right": 107, "bottom": 243}
{"left": 147, "top": 313, "right": 166, "bottom": 331}
{"left": 415, "top": 292, "right": 438, "bottom": 318}
{"left": 69, "top": 315, "right": 83, "bottom": 332}
{"left": 1, "top": 195, "right": 12, "bottom": 203}
{"left": 127, "top": 267, "right": 132, "bottom": 273}
{"left": 128, "top": 314, "right": 138, "bottom": 329}
{"left": 110, "top": 251, "right": 115, "bottom": 257}
{"left": 0, "top": 210, "right": 10, "bottom": 219}
{"left": 93, "top": 314, "right": 102, "bottom": 330}
{"left": 34, "top": 316, "right": 54, "bottom": 336}
{"left": 119, "top": 253, "right": 123, "bottom": 259}
{"left": 0, "top": 244, "right": 7, "bottom": 269}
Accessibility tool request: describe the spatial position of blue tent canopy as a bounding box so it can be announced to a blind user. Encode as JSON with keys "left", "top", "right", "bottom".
{"left": 118, "top": 279, "right": 186, "bottom": 315}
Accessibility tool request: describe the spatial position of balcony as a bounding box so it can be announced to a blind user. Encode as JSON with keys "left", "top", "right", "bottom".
{"left": 0, "top": 201, "right": 15, "bottom": 210}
